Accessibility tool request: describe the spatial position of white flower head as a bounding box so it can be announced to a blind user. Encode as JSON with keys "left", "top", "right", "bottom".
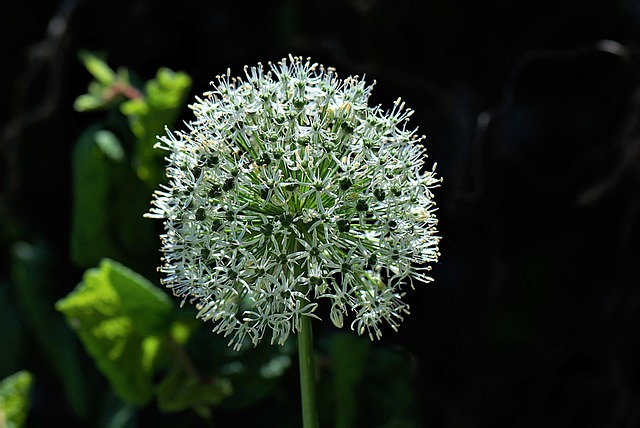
{"left": 147, "top": 55, "right": 441, "bottom": 350}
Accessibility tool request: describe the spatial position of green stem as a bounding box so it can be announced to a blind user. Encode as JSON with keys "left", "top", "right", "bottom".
{"left": 298, "top": 314, "right": 318, "bottom": 428}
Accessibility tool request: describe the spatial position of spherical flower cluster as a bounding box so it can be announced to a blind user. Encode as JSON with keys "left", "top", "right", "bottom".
{"left": 147, "top": 55, "right": 440, "bottom": 350}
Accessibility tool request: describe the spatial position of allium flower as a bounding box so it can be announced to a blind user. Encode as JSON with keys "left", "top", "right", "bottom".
{"left": 147, "top": 55, "right": 440, "bottom": 350}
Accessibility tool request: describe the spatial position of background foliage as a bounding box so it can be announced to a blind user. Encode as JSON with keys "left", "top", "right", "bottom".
{"left": 2, "top": 0, "right": 640, "bottom": 427}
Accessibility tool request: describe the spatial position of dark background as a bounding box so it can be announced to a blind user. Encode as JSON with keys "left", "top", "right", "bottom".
{"left": 2, "top": 0, "right": 640, "bottom": 426}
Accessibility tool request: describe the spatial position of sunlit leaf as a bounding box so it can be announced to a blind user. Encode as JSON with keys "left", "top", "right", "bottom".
{"left": 0, "top": 371, "right": 33, "bottom": 428}
{"left": 56, "top": 259, "right": 173, "bottom": 405}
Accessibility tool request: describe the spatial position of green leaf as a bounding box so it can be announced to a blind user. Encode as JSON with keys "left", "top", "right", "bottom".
{"left": 330, "top": 333, "right": 370, "bottom": 428}
{"left": 120, "top": 67, "right": 191, "bottom": 187}
{"left": 79, "top": 51, "right": 116, "bottom": 85}
{"left": 56, "top": 259, "right": 173, "bottom": 405}
{"left": 70, "top": 124, "right": 161, "bottom": 270}
{"left": 70, "top": 126, "right": 127, "bottom": 268}
{"left": 95, "top": 130, "right": 125, "bottom": 162}
{"left": 106, "top": 258, "right": 173, "bottom": 335}
{"left": 74, "top": 52, "right": 139, "bottom": 112}
{"left": 0, "top": 371, "right": 33, "bottom": 428}
{"left": 11, "top": 241, "right": 89, "bottom": 418}
{"left": 147, "top": 68, "right": 192, "bottom": 108}
{"left": 156, "top": 363, "right": 232, "bottom": 419}
{"left": 210, "top": 339, "right": 294, "bottom": 409}
{"left": 0, "top": 285, "right": 27, "bottom": 378}
{"left": 74, "top": 93, "right": 106, "bottom": 112}
{"left": 98, "top": 391, "right": 138, "bottom": 428}
{"left": 74, "top": 52, "right": 118, "bottom": 112}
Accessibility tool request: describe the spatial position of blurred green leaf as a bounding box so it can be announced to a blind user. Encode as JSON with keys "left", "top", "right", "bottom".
{"left": 71, "top": 123, "right": 162, "bottom": 271}
{"left": 169, "top": 316, "right": 197, "bottom": 346}
{"left": 11, "top": 241, "right": 89, "bottom": 418}
{"left": 74, "top": 93, "right": 107, "bottom": 112}
{"left": 70, "top": 126, "right": 127, "bottom": 268}
{"left": 121, "top": 67, "right": 191, "bottom": 187}
{"left": 72, "top": 59, "right": 191, "bottom": 270}
{"left": 179, "top": 330, "right": 295, "bottom": 412}
{"left": 79, "top": 51, "right": 115, "bottom": 85}
{"left": 0, "top": 285, "right": 27, "bottom": 378}
{"left": 99, "top": 391, "right": 138, "bottom": 428}
{"left": 219, "top": 347, "right": 292, "bottom": 409}
{"left": 95, "top": 130, "right": 125, "bottom": 162}
{"left": 0, "top": 371, "right": 33, "bottom": 428}
{"left": 156, "top": 362, "right": 232, "bottom": 419}
{"left": 56, "top": 259, "right": 173, "bottom": 405}
{"left": 74, "top": 52, "right": 139, "bottom": 112}
{"left": 330, "top": 333, "right": 370, "bottom": 428}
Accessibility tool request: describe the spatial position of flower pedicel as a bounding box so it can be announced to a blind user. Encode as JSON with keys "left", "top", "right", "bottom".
{"left": 147, "top": 55, "right": 441, "bottom": 351}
